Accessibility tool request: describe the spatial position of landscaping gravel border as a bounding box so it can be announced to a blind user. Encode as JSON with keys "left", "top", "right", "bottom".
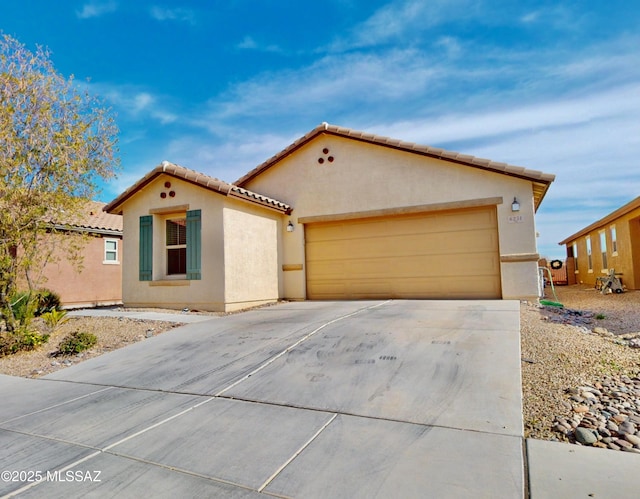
{"left": 522, "top": 285, "right": 640, "bottom": 451}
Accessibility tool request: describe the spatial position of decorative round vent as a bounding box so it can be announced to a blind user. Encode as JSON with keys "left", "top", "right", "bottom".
{"left": 318, "top": 147, "right": 335, "bottom": 165}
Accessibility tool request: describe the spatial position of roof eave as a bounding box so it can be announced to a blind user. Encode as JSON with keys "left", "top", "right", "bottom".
{"left": 228, "top": 190, "right": 292, "bottom": 214}
{"left": 559, "top": 195, "right": 640, "bottom": 245}
{"left": 51, "top": 224, "right": 122, "bottom": 236}
{"left": 104, "top": 163, "right": 233, "bottom": 214}
{"left": 105, "top": 162, "right": 291, "bottom": 215}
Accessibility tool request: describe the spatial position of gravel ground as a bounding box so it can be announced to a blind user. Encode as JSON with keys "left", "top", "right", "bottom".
{"left": 522, "top": 284, "right": 640, "bottom": 440}
{"left": 1, "top": 290, "right": 639, "bottom": 444}
{"left": 0, "top": 315, "right": 185, "bottom": 378}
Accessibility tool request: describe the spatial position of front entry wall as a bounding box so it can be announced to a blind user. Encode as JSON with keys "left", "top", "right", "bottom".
{"left": 242, "top": 134, "right": 542, "bottom": 300}
{"left": 305, "top": 206, "right": 501, "bottom": 299}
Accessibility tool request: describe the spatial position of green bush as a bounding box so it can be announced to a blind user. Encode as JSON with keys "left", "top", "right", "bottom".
{"left": 19, "top": 329, "right": 50, "bottom": 349}
{"left": 57, "top": 331, "right": 97, "bottom": 355}
{"left": 8, "top": 289, "right": 61, "bottom": 326}
{"left": 0, "top": 290, "right": 60, "bottom": 357}
{"left": 0, "top": 329, "right": 50, "bottom": 356}
{"left": 9, "top": 291, "right": 35, "bottom": 324}
{"left": 41, "top": 309, "right": 69, "bottom": 332}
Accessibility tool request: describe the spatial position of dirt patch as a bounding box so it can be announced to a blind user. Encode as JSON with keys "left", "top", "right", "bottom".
{"left": 543, "top": 284, "right": 640, "bottom": 335}
{"left": 0, "top": 315, "right": 184, "bottom": 378}
{"left": 0, "top": 303, "right": 280, "bottom": 379}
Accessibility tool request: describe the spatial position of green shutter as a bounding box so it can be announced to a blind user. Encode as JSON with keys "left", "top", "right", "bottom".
{"left": 139, "top": 215, "right": 153, "bottom": 281}
{"left": 186, "top": 209, "right": 201, "bottom": 280}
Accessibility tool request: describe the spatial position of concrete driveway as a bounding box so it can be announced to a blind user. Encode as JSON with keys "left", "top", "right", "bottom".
{"left": 0, "top": 300, "right": 523, "bottom": 498}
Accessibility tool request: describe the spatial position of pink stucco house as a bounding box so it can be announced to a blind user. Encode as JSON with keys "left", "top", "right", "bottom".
{"left": 31, "top": 201, "right": 123, "bottom": 308}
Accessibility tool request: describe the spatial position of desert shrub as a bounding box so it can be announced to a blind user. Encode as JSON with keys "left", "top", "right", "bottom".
{"left": 0, "top": 328, "right": 50, "bottom": 356}
{"left": 9, "top": 291, "right": 35, "bottom": 324}
{"left": 0, "top": 290, "right": 58, "bottom": 356}
{"left": 7, "top": 289, "right": 61, "bottom": 327}
{"left": 19, "top": 329, "right": 50, "bottom": 349}
{"left": 41, "top": 309, "right": 69, "bottom": 332}
{"left": 34, "top": 289, "right": 62, "bottom": 316}
{"left": 0, "top": 333, "right": 20, "bottom": 356}
{"left": 57, "top": 331, "right": 97, "bottom": 355}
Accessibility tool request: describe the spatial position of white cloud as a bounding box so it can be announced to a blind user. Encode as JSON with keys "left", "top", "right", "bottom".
{"left": 330, "top": 0, "right": 475, "bottom": 51}
{"left": 435, "top": 36, "right": 462, "bottom": 58}
{"left": 149, "top": 6, "right": 195, "bottom": 24}
{"left": 161, "top": 131, "right": 299, "bottom": 183}
{"left": 100, "top": 86, "right": 178, "bottom": 125}
{"left": 194, "top": 49, "right": 442, "bottom": 126}
{"left": 520, "top": 11, "right": 540, "bottom": 23}
{"left": 369, "top": 83, "right": 640, "bottom": 148}
{"left": 132, "top": 93, "right": 153, "bottom": 113}
{"left": 236, "top": 35, "right": 282, "bottom": 53}
{"left": 76, "top": 1, "right": 118, "bottom": 19}
{"left": 237, "top": 36, "right": 258, "bottom": 50}
{"left": 517, "top": 5, "right": 587, "bottom": 32}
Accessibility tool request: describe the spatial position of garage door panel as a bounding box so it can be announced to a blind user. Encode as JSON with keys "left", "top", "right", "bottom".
{"left": 305, "top": 206, "right": 501, "bottom": 300}
{"left": 307, "top": 275, "right": 501, "bottom": 300}
{"left": 307, "top": 230, "right": 498, "bottom": 261}
{"left": 306, "top": 211, "right": 497, "bottom": 243}
{"left": 308, "top": 252, "right": 499, "bottom": 280}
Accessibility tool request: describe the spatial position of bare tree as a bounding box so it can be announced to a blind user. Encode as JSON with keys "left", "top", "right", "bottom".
{"left": 0, "top": 33, "right": 119, "bottom": 331}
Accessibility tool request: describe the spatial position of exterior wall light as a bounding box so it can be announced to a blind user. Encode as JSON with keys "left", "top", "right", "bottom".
{"left": 286, "top": 221, "right": 295, "bottom": 232}
{"left": 511, "top": 197, "right": 520, "bottom": 212}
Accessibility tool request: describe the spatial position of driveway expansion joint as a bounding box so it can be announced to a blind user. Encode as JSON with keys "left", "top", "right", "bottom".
{"left": 215, "top": 300, "right": 392, "bottom": 397}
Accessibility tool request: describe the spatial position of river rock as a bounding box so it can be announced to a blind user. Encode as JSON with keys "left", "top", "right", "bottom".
{"left": 575, "top": 427, "right": 598, "bottom": 445}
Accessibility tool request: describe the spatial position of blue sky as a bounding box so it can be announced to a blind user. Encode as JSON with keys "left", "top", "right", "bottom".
{"left": 1, "top": 0, "right": 639, "bottom": 259}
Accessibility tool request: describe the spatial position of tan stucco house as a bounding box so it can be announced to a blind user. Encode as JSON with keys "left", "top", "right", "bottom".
{"left": 559, "top": 195, "right": 640, "bottom": 290}
{"left": 105, "top": 123, "right": 555, "bottom": 311}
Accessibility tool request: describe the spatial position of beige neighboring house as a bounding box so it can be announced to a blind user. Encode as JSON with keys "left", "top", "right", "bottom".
{"left": 559, "top": 196, "right": 640, "bottom": 290}
{"left": 32, "top": 201, "right": 123, "bottom": 308}
{"left": 105, "top": 123, "right": 555, "bottom": 312}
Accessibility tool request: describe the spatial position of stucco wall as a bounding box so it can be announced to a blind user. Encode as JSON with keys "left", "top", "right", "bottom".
{"left": 243, "top": 134, "right": 541, "bottom": 300}
{"left": 25, "top": 232, "right": 122, "bottom": 308}
{"left": 565, "top": 208, "right": 640, "bottom": 290}
{"left": 222, "top": 200, "right": 281, "bottom": 311}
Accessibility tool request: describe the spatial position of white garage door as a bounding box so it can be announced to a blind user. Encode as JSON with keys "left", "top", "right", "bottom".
{"left": 305, "top": 206, "right": 501, "bottom": 299}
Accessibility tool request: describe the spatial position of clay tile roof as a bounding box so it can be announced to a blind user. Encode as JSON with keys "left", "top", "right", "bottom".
{"left": 104, "top": 161, "right": 291, "bottom": 215}
{"left": 236, "top": 123, "right": 556, "bottom": 211}
{"left": 53, "top": 200, "right": 123, "bottom": 234}
{"left": 229, "top": 186, "right": 292, "bottom": 212}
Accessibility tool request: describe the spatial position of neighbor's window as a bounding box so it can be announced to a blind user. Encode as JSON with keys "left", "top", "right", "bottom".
{"left": 104, "top": 239, "right": 119, "bottom": 264}
{"left": 586, "top": 236, "right": 593, "bottom": 272}
{"left": 611, "top": 225, "right": 618, "bottom": 255}
{"left": 166, "top": 218, "right": 187, "bottom": 275}
{"left": 572, "top": 242, "right": 578, "bottom": 273}
{"left": 599, "top": 231, "right": 608, "bottom": 270}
